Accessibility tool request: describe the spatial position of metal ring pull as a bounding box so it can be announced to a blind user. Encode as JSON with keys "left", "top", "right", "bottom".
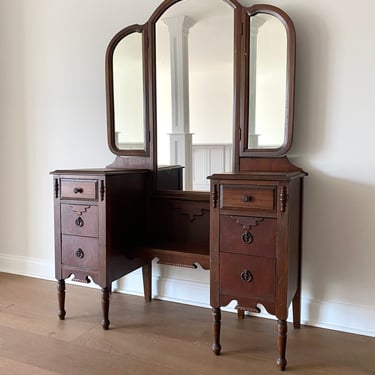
{"left": 75, "top": 217, "right": 84, "bottom": 227}
{"left": 240, "top": 269, "right": 253, "bottom": 283}
{"left": 241, "top": 231, "right": 253, "bottom": 244}
{"left": 75, "top": 248, "right": 85, "bottom": 259}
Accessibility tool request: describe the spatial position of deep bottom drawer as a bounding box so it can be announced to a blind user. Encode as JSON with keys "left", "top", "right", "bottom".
{"left": 62, "top": 235, "right": 99, "bottom": 269}
{"left": 220, "top": 252, "right": 275, "bottom": 301}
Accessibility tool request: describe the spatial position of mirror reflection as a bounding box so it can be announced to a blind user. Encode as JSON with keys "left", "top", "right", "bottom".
{"left": 156, "top": 0, "right": 234, "bottom": 191}
{"left": 248, "top": 14, "right": 287, "bottom": 149}
{"left": 113, "top": 32, "right": 145, "bottom": 151}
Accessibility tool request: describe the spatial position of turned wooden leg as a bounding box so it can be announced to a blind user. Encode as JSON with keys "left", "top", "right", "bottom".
{"left": 212, "top": 307, "right": 222, "bottom": 355}
{"left": 57, "top": 279, "right": 66, "bottom": 320}
{"left": 277, "top": 319, "right": 288, "bottom": 371}
{"left": 142, "top": 261, "right": 152, "bottom": 303}
{"left": 292, "top": 287, "right": 301, "bottom": 329}
{"left": 101, "top": 287, "right": 110, "bottom": 330}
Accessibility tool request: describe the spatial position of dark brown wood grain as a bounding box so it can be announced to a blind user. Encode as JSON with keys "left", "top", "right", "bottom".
{"left": 52, "top": 0, "right": 307, "bottom": 371}
{"left": 209, "top": 171, "right": 305, "bottom": 370}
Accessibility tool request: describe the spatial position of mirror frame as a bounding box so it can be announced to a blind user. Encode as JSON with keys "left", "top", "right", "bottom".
{"left": 148, "top": 0, "right": 242, "bottom": 174}
{"left": 105, "top": 24, "right": 150, "bottom": 157}
{"left": 239, "top": 4, "right": 296, "bottom": 158}
{"left": 105, "top": 0, "right": 296, "bottom": 171}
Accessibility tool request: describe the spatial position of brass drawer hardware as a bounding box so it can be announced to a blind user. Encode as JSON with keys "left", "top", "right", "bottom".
{"left": 240, "top": 269, "right": 253, "bottom": 283}
{"left": 75, "top": 248, "right": 85, "bottom": 259}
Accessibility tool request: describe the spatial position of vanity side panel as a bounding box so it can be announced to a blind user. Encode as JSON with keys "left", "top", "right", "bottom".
{"left": 53, "top": 177, "right": 62, "bottom": 280}
{"left": 105, "top": 172, "right": 150, "bottom": 283}
{"left": 286, "top": 178, "right": 303, "bottom": 307}
{"left": 210, "top": 180, "right": 220, "bottom": 307}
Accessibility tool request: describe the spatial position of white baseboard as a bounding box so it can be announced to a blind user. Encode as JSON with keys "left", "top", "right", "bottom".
{"left": 1, "top": 253, "right": 374, "bottom": 338}
{"left": 0, "top": 253, "right": 54, "bottom": 280}
{"left": 300, "top": 297, "right": 375, "bottom": 337}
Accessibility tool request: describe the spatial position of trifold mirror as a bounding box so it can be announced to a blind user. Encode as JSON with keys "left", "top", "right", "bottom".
{"left": 105, "top": 0, "right": 296, "bottom": 191}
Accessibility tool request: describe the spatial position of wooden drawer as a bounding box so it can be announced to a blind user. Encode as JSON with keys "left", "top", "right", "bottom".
{"left": 220, "top": 215, "right": 276, "bottom": 258}
{"left": 220, "top": 185, "right": 276, "bottom": 212}
{"left": 60, "top": 179, "right": 98, "bottom": 201}
{"left": 61, "top": 204, "right": 99, "bottom": 237}
{"left": 62, "top": 235, "right": 99, "bottom": 269}
{"left": 220, "top": 253, "right": 275, "bottom": 301}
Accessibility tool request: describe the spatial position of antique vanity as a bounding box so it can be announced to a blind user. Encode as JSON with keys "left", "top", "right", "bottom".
{"left": 52, "top": 0, "right": 306, "bottom": 370}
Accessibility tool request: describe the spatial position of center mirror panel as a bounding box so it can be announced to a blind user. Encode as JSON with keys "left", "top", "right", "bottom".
{"left": 155, "top": 0, "right": 235, "bottom": 191}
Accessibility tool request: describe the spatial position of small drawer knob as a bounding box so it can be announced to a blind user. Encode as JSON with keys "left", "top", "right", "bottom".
{"left": 240, "top": 269, "right": 253, "bottom": 283}
{"left": 242, "top": 195, "right": 250, "bottom": 203}
{"left": 75, "top": 248, "right": 85, "bottom": 259}
{"left": 241, "top": 231, "right": 253, "bottom": 244}
{"left": 73, "top": 187, "right": 83, "bottom": 194}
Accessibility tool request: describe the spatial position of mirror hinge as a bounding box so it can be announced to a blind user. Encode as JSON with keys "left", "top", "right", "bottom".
{"left": 239, "top": 128, "right": 242, "bottom": 140}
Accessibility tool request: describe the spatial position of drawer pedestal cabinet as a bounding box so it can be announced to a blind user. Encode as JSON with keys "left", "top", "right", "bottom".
{"left": 209, "top": 171, "right": 305, "bottom": 371}
{"left": 52, "top": 169, "right": 151, "bottom": 329}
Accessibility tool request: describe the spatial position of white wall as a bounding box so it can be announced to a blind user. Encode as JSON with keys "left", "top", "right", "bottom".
{"left": 1, "top": 0, "right": 374, "bottom": 337}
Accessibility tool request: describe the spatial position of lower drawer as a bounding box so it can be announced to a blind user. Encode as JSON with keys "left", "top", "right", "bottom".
{"left": 220, "top": 215, "right": 276, "bottom": 257}
{"left": 220, "top": 252, "right": 275, "bottom": 302}
{"left": 61, "top": 204, "right": 99, "bottom": 237}
{"left": 61, "top": 235, "right": 99, "bottom": 269}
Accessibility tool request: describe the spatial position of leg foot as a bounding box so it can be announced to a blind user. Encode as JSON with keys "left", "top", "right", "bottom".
{"left": 142, "top": 261, "right": 152, "bottom": 303}
{"left": 101, "top": 287, "right": 110, "bottom": 330}
{"left": 292, "top": 287, "right": 301, "bottom": 329}
{"left": 57, "top": 280, "right": 66, "bottom": 320}
{"left": 277, "top": 319, "right": 287, "bottom": 371}
{"left": 212, "top": 307, "right": 221, "bottom": 355}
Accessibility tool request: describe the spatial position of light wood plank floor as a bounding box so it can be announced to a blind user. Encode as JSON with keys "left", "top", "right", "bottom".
{"left": 0, "top": 272, "right": 374, "bottom": 374}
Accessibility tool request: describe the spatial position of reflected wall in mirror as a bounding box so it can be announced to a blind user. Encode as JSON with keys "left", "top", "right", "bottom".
{"left": 248, "top": 14, "right": 287, "bottom": 149}
{"left": 155, "top": 0, "right": 234, "bottom": 191}
{"left": 240, "top": 4, "right": 296, "bottom": 158}
{"left": 105, "top": 1, "right": 296, "bottom": 172}
{"left": 110, "top": 30, "right": 147, "bottom": 153}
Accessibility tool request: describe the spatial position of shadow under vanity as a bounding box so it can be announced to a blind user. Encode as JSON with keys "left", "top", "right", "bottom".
{"left": 52, "top": 0, "right": 306, "bottom": 370}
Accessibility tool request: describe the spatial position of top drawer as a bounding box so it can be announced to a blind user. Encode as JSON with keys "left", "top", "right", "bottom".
{"left": 60, "top": 179, "right": 98, "bottom": 201}
{"left": 220, "top": 185, "right": 276, "bottom": 212}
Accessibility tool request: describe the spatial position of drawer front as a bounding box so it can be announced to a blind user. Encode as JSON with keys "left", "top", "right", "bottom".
{"left": 62, "top": 235, "right": 99, "bottom": 269}
{"left": 220, "top": 185, "right": 276, "bottom": 212}
{"left": 60, "top": 179, "right": 98, "bottom": 200}
{"left": 220, "top": 215, "right": 276, "bottom": 257}
{"left": 220, "top": 253, "right": 275, "bottom": 301}
{"left": 61, "top": 204, "right": 99, "bottom": 237}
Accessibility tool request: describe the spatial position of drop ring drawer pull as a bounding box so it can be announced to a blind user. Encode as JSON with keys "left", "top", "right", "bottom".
{"left": 241, "top": 231, "right": 253, "bottom": 244}
{"left": 73, "top": 187, "right": 83, "bottom": 194}
{"left": 240, "top": 269, "right": 253, "bottom": 283}
{"left": 75, "top": 217, "right": 84, "bottom": 227}
{"left": 75, "top": 248, "right": 85, "bottom": 259}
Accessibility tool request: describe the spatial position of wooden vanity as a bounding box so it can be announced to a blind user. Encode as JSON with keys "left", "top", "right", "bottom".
{"left": 52, "top": 0, "right": 306, "bottom": 370}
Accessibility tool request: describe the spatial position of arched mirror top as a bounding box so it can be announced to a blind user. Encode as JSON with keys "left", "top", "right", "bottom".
{"left": 106, "top": 24, "right": 149, "bottom": 157}
{"left": 148, "top": 0, "right": 242, "bottom": 24}
{"left": 240, "top": 4, "right": 296, "bottom": 157}
{"left": 105, "top": 0, "right": 297, "bottom": 174}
